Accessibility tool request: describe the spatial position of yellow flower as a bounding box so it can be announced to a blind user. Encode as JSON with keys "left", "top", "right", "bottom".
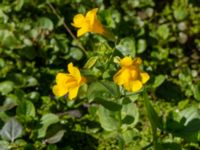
{"left": 72, "top": 8, "right": 105, "bottom": 37}
{"left": 113, "top": 57, "right": 150, "bottom": 92}
{"left": 53, "top": 63, "right": 86, "bottom": 100}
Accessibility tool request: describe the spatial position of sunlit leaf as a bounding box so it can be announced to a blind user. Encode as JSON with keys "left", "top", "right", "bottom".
{"left": 0, "top": 140, "right": 9, "bottom": 150}
{"left": 1, "top": 118, "right": 23, "bottom": 142}
{"left": 192, "top": 83, "right": 200, "bottom": 101}
{"left": 0, "top": 94, "right": 18, "bottom": 112}
{"left": 98, "top": 106, "right": 119, "bottom": 131}
{"left": 45, "top": 130, "right": 65, "bottom": 144}
{"left": 121, "top": 102, "right": 139, "bottom": 129}
{"left": 37, "top": 17, "right": 54, "bottom": 30}
{"left": 16, "top": 100, "right": 35, "bottom": 117}
{"left": 116, "top": 37, "right": 136, "bottom": 57}
{"left": 37, "top": 114, "right": 59, "bottom": 138}
{"left": 84, "top": 56, "right": 98, "bottom": 69}
{"left": 153, "top": 75, "right": 166, "bottom": 88}
{"left": 0, "top": 81, "right": 14, "bottom": 95}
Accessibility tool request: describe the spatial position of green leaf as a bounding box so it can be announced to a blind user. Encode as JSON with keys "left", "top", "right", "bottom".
{"left": 122, "top": 129, "right": 139, "bottom": 145}
{"left": 45, "top": 130, "right": 65, "bottom": 144}
{"left": 0, "top": 81, "right": 14, "bottom": 95}
{"left": 47, "top": 145, "right": 58, "bottom": 150}
{"left": 0, "top": 94, "right": 18, "bottom": 112}
{"left": 94, "top": 97, "right": 122, "bottom": 111}
{"left": 153, "top": 75, "right": 166, "bottom": 88}
{"left": 174, "top": 7, "right": 188, "bottom": 21}
{"left": 84, "top": 56, "right": 98, "bottom": 69}
{"left": 98, "top": 106, "right": 119, "bottom": 131}
{"left": 180, "top": 105, "right": 200, "bottom": 125}
{"left": 14, "top": 0, "right": 24, "bottom": 11}
{"left": 192, "top": 83, "right": 200, "bottom": 101}
{"left": 69, "top": 47, "right": 84, "bottom": 61}
{"left": 87, "top": 81, "right": 120, "bottom": 101}
{"left": 26, "top": 76, "right": 38, "bottom": 87}
{"left": 8, "top": 74, "right": 38, "bottom": 87}
{"left": 116, "top": 37, "right": 136, "bottom": 57}
{"left": 16, "top": 100, "right": 35, "bottom": 117}
{"left": 37, "top": 17, "right": 54, "bottom": 30}
{"left": 0, "top": 9, "right": 8, "bottom": 23}
{"left": 20, "top": 47, "right": 36, "bottom": 60}
{"left": 166, "top": 106, "right": 200, "bottom": 142}
{"left": 143, "top": 90, "right": 163, "bottom": 130}
{"left": 37, "top": 114, "right": 59, "bottom": 138}
{"left": 137, "top": 39, "right": 146, "bottom": 53}
{"left": 0, "top": 30, "right": 20, "bottom": 49}
{"left": 121, "top": 102, "right": 139, "bottom": 129}
{"left": 157, "top": 24, "right": 169, "bottom": 40}
{"left": 0, "top": 118, "right": 23, "bottom": 142}
{"left": 157, "top": 142, "right": 181, "bottom": 150}
{"left": 0, "top": 140, "right": 9, "bottom": 150}
{"left": 26, "top": 91, "right": 40, "bottom": 102}
{"left": 99, "top": 81, "right": 120, "bottom": 97}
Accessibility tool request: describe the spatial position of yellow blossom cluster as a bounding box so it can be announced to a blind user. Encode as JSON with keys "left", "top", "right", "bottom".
{"left": 52, "top": 8, "right": 150, "bottom": 100}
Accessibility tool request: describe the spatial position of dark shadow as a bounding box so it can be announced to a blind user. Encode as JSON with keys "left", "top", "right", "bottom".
{"left": 154, "top": 0, "right": 174, "bottom": 12}
{"left": 0, "top": 118, "right": 4, "bottom": 129}
{"left": 94, "top": 97, "right": 122, "bottom": 111}
{"left": 58, "top": 131, "right": 98, "bottom": 150}
{"left": 155, "top": 81, "right": 184, "bottom": 103}
{"left": 157, "top": 142, "right": 182, "bottom": 150}
{"left": 189, "top": 0, "right": 200, "bottom": 7}
{"left": 122, "top": 115, "right": 135, "bottom": 125}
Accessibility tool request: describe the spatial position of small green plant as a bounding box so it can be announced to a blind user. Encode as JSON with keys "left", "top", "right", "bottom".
{"left": 0, "top": 0, "right": 200, "bottom": 150}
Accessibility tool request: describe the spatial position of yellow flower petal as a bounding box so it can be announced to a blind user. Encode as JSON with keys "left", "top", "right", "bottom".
{"left": 53, "top": 85, "right": 68, "bottom": 97}
{"left": 65, "top": 80, "right": 77, "bottom": 89}
{"left": 133, "top": 57, "right": 142, "bottom": 65}
{"left": 68, "top": 86, "right": 79, "bottom": 100}
{"left": 86, "top": 8, "right": 98, "bottom": 25}
{"left": 123, "top": 82, "right": 132, "bottom": 91}
{"left": 140, "top": 72, "right": 150, "bottom": 84}
{"left": 68, "top": 63, "right": 81, "bottom": 82}
{"left": 131, "top": 80, "right": 143, "bottom": 92}
{"left": 114, "top": 68, "right": 130, "bottom": 85}
{"left": 72, "top": 14, "right": 85, "bottom": 28}
{"left": 92, "top": 20, "right": 105, "bottom": 34}
{"left": 120, "top": 57, "right": 133, "bottom": 67}
{"left": 77, "top": 27, "right": 89, "bottom": 37}
{"left": 130, "top": 69, "right": 139, "bottom": 80}
{"left": 56, "top": 73, "right": 70, "bottom": 84}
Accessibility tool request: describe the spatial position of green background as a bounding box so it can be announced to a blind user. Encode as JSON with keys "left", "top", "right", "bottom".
{"left": 0, "top": 0, "right": 200, "bottom": 149}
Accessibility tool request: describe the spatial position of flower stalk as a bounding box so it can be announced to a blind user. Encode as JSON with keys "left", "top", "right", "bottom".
{"left": 143, "top": 89, "right": 158, "bottom": 150}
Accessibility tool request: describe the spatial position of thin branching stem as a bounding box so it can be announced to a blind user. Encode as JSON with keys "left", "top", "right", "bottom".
{"left": 47, "top": 3, "right": 88, "bottom": 56}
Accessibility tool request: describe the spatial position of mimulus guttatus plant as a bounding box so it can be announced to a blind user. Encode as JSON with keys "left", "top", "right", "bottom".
{"left": 53, "top": 63, "right": 86, "bottom": 100}
{"left": 113, "top": 56, "right": 150, "bottom": 92}
{"left": 72, "top": 8, "right": 105, "bottom": 37}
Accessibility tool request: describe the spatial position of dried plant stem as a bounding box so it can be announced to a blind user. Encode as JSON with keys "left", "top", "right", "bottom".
{"left": 47, "top": 3, "right": 88, "bottom": 55}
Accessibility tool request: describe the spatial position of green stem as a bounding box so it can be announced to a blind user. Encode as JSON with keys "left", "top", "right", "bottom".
{"left": 118, "top": 135, "right": 125, "bottom": 150}
{"left": 152, "top": 125, "right": 158, "bottom": 150}
{"left": 117, "top": 106, "right": 124, "bottom": 150}
{"left": 143, "top": 89, "right": 158, "bottom": 150}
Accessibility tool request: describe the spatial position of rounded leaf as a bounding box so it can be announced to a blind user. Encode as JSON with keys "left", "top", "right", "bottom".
{"left": 1, "top": 118, "right": 23, "bottom": 142}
